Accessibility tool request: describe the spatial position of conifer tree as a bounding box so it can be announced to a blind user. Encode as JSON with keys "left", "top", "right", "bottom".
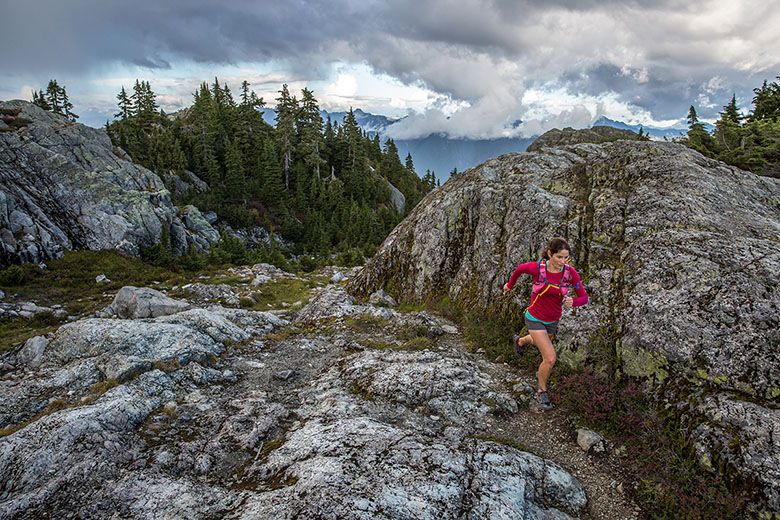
{"left": 46, "top": 80, "right": 63, "bottom": 115}
{"left": 405, "top": 153, "right": 415, "bottom": 174}
{"left": 750, "top": 78, "right": 780, "bottom": 122}
{"left": 297, "top": 88, "right": 324, "bottom": 180}
{"left": 721, "top": 94, "right": 741, "bottom": 124}
{"left": 32, "top": 90, "right": 50, "bottom": 110}
{"left": 275, "top": 84, "right": 298, "bottom": 189}
{"left": 224, "top": 137, "right": 246, "bottom": 202}
{"left": 687, "top": 105, "right": 699, "bottom": 126}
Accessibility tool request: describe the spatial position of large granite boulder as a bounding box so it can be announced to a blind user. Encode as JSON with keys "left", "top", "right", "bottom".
{"left": 347, "top": 139, "right": 780, "bottom": 514}
{"left": 0, "top": 100, "right": 220, "bottom": 266}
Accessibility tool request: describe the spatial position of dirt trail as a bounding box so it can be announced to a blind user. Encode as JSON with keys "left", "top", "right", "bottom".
{"left": 481, "top": 359, "right": 643, "bottom": 520}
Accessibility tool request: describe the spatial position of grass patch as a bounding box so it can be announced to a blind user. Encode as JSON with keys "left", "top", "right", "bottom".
{"left": 0, "top": 250, "right": 189, "bottom": 352}
{"left": 349, "top": 379, "right": 375, "bottom": 401}
{"left": 2, "top": 250, "right": 185, "bottom": 311}
{"left": 0, "top": 376, "right": 120, "bottom": 438}
{"left": 241, "top": 278, "right": 319, "bottom": 310}
{"left": 152, "top": 359, "right": 183, "bottom": 373}
{"left": 0, "top": 312, "right": 65, "bottom": 354}
{"left": 263, "top": 327, "right": 303, "bottom": 343}
{"left": 344, "top": 313, "right": 390, "bottom": 332}
{"left": 401, "top": 336, "right": 431, "bottom": 350}
{"left": 461, "top": 310, "right": 517, "bottom": 362}
{"left": 202, "top": 275, "right": 249, "bottom": 286}
{"left": 436, "top": 296, "right": 462, "bottom": 322}
{"left": 472, "top": 434, "right": 529, "bottom": 453}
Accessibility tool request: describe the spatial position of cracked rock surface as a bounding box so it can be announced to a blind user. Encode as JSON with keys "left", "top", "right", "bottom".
{"left": 0, "top": 273, "right": 622, "bottom": 519}
{"left": 347, "top": 139, "right": 780, "bottom": 515}
{"left": 0, "top": 100, "right": 220, "bottom": 266}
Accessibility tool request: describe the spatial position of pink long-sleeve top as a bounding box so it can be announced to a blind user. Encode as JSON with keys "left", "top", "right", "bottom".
{"left": 506, "top": 261, "right": 588, "bottom": 322}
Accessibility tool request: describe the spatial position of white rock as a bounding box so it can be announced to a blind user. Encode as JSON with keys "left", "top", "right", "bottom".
{"left": 18, "top": 335, "right": 47, "bottom": 368}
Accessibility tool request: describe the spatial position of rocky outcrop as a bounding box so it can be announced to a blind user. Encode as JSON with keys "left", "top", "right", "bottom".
{"left": 0, "top": 275, "right": 596, "bottom": 519}
{"left": 347, "top": 139, "right": 780, "bottom": 515}
{"left": 526, "top": 125, "right": 640, "bottom": 152}
{"left": 388, "top": 180, "right": 407, "bottom": 213}
{"left": 0, "top": 100, "right": 221, "bottom": 266}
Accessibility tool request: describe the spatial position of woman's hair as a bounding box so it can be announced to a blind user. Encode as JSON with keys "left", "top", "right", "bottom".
{"left": 542, "top": 237, "right": 571, "bottom": 259}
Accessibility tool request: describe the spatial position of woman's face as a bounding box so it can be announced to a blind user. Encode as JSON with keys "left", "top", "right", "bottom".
{"left": 549, "top": 249, "right": 570, "bottom": 270}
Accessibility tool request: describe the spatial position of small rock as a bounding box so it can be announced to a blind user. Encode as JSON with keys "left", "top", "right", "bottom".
{"left": 275, "top": 369, "right": 296, "bottom": 381}
{"left": 369, "top": 289, "right": 398, "bottom": 307}
{"left": 441, "top": 325, "right": 458, "bottom": 334}
{"left": 38, "top": 263, "right": 47, "bottom": 269}
{"left": 577, "top": 428, "right": 605, "bottom": 453}
{"left": 18, "top": 336, "right": 47, "bottom": 368}
{"left": 251, "top": 274, "right": 272, "bottom": 287}
{"left": 95, "top": 274, "right": 111, "bottom": 283}
{"left": 330, "top": 272, "right": 346, "bottom": 284}
{"left": 427, "top": 326, "right": 444, "bottom": 338}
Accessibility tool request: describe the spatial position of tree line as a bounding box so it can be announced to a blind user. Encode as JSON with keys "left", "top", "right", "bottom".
{"left": 684, "top": 77, "right": 780, "bottom": 177}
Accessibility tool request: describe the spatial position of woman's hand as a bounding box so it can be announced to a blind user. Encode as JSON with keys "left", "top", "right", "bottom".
{"left": 564, "top": 296, "right": 574, "bottom": 308}
{"left": 503, "top": 283, "right": 511, "bottom": 295}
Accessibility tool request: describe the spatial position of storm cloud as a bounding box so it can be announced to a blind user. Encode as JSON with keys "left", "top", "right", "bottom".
{"left": 2, "top": 0, "right": 778, "bottom": 137}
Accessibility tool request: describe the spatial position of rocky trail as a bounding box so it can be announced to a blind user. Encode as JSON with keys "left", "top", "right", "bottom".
{"left": 0, "top": 263, "right": 642, "bottom": 519}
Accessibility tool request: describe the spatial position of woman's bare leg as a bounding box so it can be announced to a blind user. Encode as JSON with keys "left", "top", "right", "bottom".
{"left": 528, "top": 329, "right": 556, "bottom": 391}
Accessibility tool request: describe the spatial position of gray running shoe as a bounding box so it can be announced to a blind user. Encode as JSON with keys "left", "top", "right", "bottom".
{"left": 536, "top": 390, "right": 554, "bottom": 411}
{"left": 512, "top": 334, "right": 524, "bottom": 357}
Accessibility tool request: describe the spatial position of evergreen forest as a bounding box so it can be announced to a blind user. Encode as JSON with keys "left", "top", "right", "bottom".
{"left": 684, "top": 76, "right": 780, "bottom": 177}
{"left": 92, "top": 79, "right": 436, "bottom": 264}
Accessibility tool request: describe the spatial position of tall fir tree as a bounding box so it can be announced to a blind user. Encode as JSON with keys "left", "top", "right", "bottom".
{"left": 275, "top": 84, "right": 298, "bottom": 189}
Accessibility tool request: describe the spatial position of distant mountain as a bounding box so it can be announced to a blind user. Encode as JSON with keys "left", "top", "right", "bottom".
{"left": 259, "top": 107, "right": 714, "bottom": 185}
{"left": 589, "top": 116, "right": 714, "bottom": 139}
{"left": 259, "top": 107, "right": 397, "bottom": 134}
{"left": 393, "top": 135, "right": 535, "bottom": 184}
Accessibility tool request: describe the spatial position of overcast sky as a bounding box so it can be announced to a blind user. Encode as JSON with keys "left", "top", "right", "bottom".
{"left": 2, "top": 0, "right": 778, "bottom": 138}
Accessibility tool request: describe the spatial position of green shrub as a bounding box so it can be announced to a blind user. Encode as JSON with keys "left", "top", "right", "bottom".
{"left": 462, "top": 310, "right": 515, "bottom": 361}
{"left": 0, "top": 264, "right": 25, "bottom": 286}
{"left": 435, "top": 296, "right": 461, "bottom": 322}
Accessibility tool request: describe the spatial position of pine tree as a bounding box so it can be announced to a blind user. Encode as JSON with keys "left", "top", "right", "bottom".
{"left": 261, "top": 139, "right": 285, "bottom": 209}
{"left": 297, "top": 88, "right": 324, "bottom": 180}
{"left": 721, "top": 94, "right": 741, "bottom": 124}
{"left": 685, "top": 105, "right": 713, "bottom": 155}
{"left": 750, "top": 78, "right": 780, "bottom": 122}
{"left": 224, "top": 137, "right": 246, "bottom": 202}
{"left": 275, "top": 84, "right": 298, "bottom": 189}
{"left": 46, "top": 80, "right": 63, "bottom": 115}
{"left": 116, "top": 87, "right": 132, "bottom": 121}
{"left": 687, "top": 105, "right": 699, "bottom": 126}
{"left": 32, "top": 90, "right": 50, "bottom": 110}
{"left": 405, "top": 153, "right": 415, "bottom": 174}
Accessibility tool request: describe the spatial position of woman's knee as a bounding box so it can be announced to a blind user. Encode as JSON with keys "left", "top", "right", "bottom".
{"left": 542, "top": 352, "right": 557, "bottom": 366}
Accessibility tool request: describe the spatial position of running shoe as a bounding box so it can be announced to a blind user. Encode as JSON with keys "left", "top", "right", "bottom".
{"left": 537, "top": 390, "right": 554, "bottom": 411}
{"left": 511, "top": 334, "right": 524, "bottom": 357}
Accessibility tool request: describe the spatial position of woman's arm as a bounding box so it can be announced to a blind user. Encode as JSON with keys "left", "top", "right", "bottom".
{"left": 503, "top": 262, "right": 537, "bottom": 294}
{"left": 570, "top": 269, "right": 588, "bottom": 307}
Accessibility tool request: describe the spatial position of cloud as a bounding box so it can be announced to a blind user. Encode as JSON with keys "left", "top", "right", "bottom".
{"left": 3, "top": 0, "right": 778, "bottom": 136}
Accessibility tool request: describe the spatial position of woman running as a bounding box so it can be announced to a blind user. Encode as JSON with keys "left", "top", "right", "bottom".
{"left": 503, "top": 237, "right": 588, "bottom": 410}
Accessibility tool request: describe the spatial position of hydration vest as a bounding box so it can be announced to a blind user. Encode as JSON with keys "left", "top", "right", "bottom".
{"left": 529, "top": 259, "right": 576, "bottom": 312}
